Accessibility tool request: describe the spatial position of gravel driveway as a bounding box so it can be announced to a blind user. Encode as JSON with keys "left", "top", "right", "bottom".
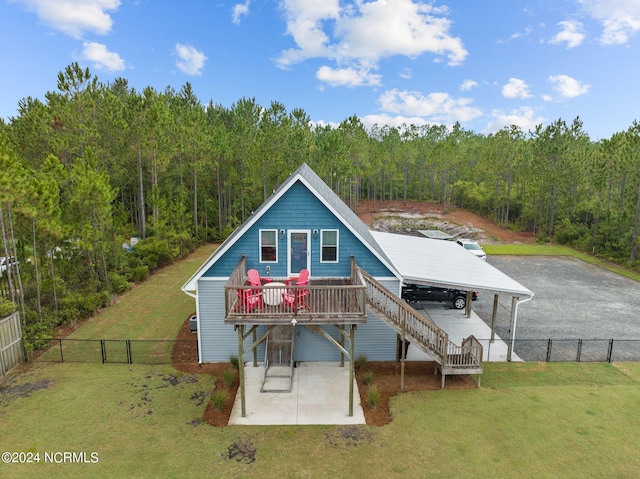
{"left": 473, "top": 256, "right": 640, "bottom": 361}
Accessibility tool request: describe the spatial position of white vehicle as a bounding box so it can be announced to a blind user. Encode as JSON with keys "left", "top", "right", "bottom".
{"left": 0, "top": 256, "right": 19, "bottom": 276}
{"left": 456, "top": 238, "right": 487, "bottom": 261}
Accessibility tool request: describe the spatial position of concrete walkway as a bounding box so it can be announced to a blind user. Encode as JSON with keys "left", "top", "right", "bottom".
{"left": 229, "top": 362, "right": 366, "bottom": 425}
{"left": 410, "top": 304, "right": 522, "bottom": 362}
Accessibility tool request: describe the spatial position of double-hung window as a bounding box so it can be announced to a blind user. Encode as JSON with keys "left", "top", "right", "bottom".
{"left": 260, "top": 230, "right": 277, "bottom": 262}
{"left": 320, "top": 230, "right": 338, "bottom": 263}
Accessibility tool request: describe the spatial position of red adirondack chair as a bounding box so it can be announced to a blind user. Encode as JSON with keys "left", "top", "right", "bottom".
{"left": 282, "top": 269, "right": 310, "bottom": 311}
{"left": 237, "top": 269, "right": 264, "bottom": 312}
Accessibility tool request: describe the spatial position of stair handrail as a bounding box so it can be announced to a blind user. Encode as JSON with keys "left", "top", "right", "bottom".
{"left": 358, "top": 267, "right": 450, "bottom": 363}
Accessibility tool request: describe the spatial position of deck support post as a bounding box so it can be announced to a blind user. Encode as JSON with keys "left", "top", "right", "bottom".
{"left": 349, "top": 324, "right": 355, "bottom": 417}
{"left": 400, "top": 308, "right": 406, "bottom": 391}
{"left": 339, "top": 325, "right": 345, "bottom": 367}
{"left": 252, "top": 328, "right": 257, "bottom": 366}
{"left": 237, "top": 325, "right": 246, "bottom": 417}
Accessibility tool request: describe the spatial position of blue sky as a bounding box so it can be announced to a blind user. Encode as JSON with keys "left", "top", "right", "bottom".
{"left": 1, "top": 0, "right": 640, "bottom": 140}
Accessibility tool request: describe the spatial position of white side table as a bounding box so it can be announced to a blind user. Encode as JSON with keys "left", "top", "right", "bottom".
{"left": 263, "top": 282, "right": 287, "bottom": 306}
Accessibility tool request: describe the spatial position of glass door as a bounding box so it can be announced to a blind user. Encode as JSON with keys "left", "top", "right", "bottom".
{"left": 288, "top": 230, "right": 310, "bottom": 277}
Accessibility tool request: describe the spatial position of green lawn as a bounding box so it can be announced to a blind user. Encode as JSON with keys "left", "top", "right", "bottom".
{"left": 3, "top": 243, "right": 640, "bottom": 478}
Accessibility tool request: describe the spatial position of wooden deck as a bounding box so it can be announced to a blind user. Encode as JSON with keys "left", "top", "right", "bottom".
{"left": 224, "top": 257, "right": 367, "bottom": 325}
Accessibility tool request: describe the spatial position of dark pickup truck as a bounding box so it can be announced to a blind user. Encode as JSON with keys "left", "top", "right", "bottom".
{"left": 401, "top": 284, "right": 478, "bottom": 310}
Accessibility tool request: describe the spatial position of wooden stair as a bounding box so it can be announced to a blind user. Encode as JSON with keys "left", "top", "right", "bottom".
{"left": 261, "top": 325, "right": 295, "bottom": 392}
{"left": 358, "top": 268, "right": 483, "bottom": 388}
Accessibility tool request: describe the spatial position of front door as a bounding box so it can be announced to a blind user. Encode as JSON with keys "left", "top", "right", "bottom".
{"left": 288, "top": 230, "right": 310, "bottom": 277}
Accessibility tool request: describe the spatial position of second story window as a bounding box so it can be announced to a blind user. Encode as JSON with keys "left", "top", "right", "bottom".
{"left": 260, "top": 230, "right": 277, "bottom": 262}
{"left": 321, "top": 230, "right": 338, "bottom": 262}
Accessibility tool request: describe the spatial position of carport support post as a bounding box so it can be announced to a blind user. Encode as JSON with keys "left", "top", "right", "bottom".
{"left": 507, "top": 296, "right": 518, "bottom": 362}
{"left": 237, "top": 325, "right": 246, "bottom": 417}
{"left": 490, "top": 294, "right": 499, "bottom": 343}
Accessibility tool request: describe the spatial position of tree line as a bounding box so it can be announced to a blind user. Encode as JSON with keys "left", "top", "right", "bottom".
{"left": 2, "top": 63, "right": 640, "bottom": 343}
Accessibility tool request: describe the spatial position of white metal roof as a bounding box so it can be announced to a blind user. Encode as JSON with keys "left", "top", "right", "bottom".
{"left": 370, "top": 231, "right": 533, "bottom": 298}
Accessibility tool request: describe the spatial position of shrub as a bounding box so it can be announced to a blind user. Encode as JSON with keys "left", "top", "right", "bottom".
{"left": 0, "top": 298, "right": 17, "bottom": 318}
{"left": 363, "top": 370, "right": 373, "bottom": 386}
{"left": 356, "top": 354, "right": 367, "bottom": 370}
{"left": 211, "top": 390, "right": 228, "bottom": 411}
{"left": 367, "top": 386, "right": 380, "bottom": 409}
{"left": 134, "top": 237, "right": 178, "bottom": 270}
{"left": 223, "top": 368, "right": 236, "bottom": 388}
{"left": 132, "top": 265, "right": 149, "bottom": 283}
{"left": 229, "top": 355, "right": 239, "bottom": 369}
{"left": 107, "top": 272, "right": 131, "bottom": 295}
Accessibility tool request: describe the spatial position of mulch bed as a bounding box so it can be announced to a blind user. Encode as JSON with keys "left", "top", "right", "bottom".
{"left": 170, "top": 316, "right": 477, "bottom": 427}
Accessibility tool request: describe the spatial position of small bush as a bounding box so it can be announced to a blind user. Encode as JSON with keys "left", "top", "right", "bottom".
{"left": 363, "top": 370, "right": 373, "bottom": 386}
{"left": 211, "top": 390, "right": 228, "bottom": 411}
{"left": 0, "top": 298, "right": 17, "bottom": 318}
{"left": 132, "top": 265, "right": 149, "bottom": 283}
{"left": 223, "top": 368, "right": 236, "bottom": 388}
{"left": 356, "top": 354, "right": 367, "bottom": 370}
{"left": 367, "top": 386, "right": 380, "bottom": 409}
{"left": 229, "top": 355, "right": 239, "bottom": 369}
{"left": 107, "top": 272, "right": 131, "bottom": 295}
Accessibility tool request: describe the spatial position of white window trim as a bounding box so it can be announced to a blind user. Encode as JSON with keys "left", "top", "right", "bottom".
{"left": 320, "top": 229, "right": 339, "bottom": 263}
{"left": 259, "top": 229, "right": 278, "bottom": 263}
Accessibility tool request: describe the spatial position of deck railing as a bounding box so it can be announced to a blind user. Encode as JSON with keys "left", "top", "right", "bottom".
{"left": 224, "top": 256, "right": 367, "bottom": 324}
{"left": 445, "top": 335, "right": 483, "bottom": 368}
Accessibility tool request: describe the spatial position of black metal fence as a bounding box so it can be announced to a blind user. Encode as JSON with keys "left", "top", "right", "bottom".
{"left": 25, "top": 337, "right": 640, "bottom": 364}
{"left": 26, "top": 338, "right": 198, "bottom": 365}
{"left": 484, "top": 338, "right": 640, "bottom": 362}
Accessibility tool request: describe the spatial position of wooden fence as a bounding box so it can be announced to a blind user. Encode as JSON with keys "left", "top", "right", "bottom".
{"left": 0, "top": 312, "right": 24, "bottom": 376}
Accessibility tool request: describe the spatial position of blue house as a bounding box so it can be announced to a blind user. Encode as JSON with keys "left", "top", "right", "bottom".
{"left": 183, "top": 163, "right": 500, "bottom": 416}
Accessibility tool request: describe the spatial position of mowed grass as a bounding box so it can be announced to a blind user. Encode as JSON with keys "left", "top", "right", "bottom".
{"left": 3, "top": 243, "right": 640, "bottom": 478}
{"left": 37, "top": 244, "right": 218, "bottom": 362}
{"left": 69, "top": 243, "right": 219, "bottom": 340}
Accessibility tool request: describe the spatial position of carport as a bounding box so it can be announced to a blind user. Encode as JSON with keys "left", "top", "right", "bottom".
{"left": 371, "top": 232, "right": 534, "bottom": 361}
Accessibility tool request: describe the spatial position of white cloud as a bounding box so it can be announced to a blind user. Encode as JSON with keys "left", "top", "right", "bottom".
{"left": 548, "top": 74, "right": 590, "bottom": 98}
{"left": 502, "top": 78, "right": 532, "bottom": 99}
{"left": 175, "top": 43, "right": 207, "bottom": 76}
{"left": 378, "top": 89, "right": 482, "bottom": 123}
{"left": 579, "top": 0, "right": 640, "bottom": 44}
{"left": 460, "top": 79, "right": 478, "bottom": 91}
{"left": 277, "top": 0, "right": 467, "bottom": 86}
{"left": 16, "top": 0, "right": 120, "bottom": 39}
{"left": 232, "top": 1, "right": 250, "bottom": 25}
{"left": 399, "top": 68, "right": 412, "bottom": 80}
{"left": 80, "top": 41, "right": 124, "bottom": 72}
{"left": 316, "top": 65, "right": 381, "bottom": 87}
{"left": 550, "top": 20, "right": 585, "bottom": 48}
{"left": 483, "top": 107, "right": 546, "bottom": 134}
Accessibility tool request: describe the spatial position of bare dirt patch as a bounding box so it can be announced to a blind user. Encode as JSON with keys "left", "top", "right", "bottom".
{"left": 0, "top": 378, "right": 53, "bottom": 404}
{"left": 358, "top": 199, "right": 536, "bottom": 244}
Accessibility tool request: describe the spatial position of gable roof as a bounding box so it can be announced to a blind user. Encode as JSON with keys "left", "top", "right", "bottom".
{"left": 182, "top": 163, "right": 400, "bottom": 293}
